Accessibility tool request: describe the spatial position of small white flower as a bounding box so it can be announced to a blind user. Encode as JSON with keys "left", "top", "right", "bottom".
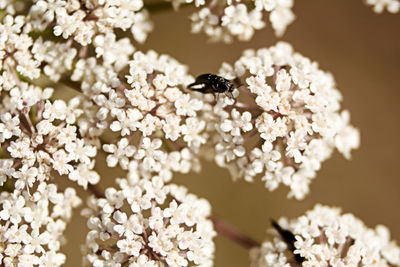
{"left": 103, "top": 138, "right": 136, "bottom": 170}
{"left": 56, "top": 125, "right": 77, "bottom": 146}
{"left": 175, "top": 94, "right": 203, "bottom": 117}
{"left": 42, "top": 100, "right": 68, "bottom": 122}
{"left": 51, "top": 149, "right": 73, "bottom": 175}
{"left": 139, "top": 114, "right": 161, "bottom": 137}
{"left": 11, "top": 165, "right": 38, "bottom": 190}
{"left": 135, "top": 137, "right": 165, "bottom": 172}
{"left": 110, "top": 108, "right": 143, "bottom": 136}
{"left": 220, "top": 109, "right": 253, "bottom": 136}
{"left": 65, "top": 139, "right": 97, "bottom": 164}
{"left": 162, "top": 114, "right": 182, "bottom": 141}
{"left": 181, "top": 117, "right": 207, "bottom": 149}
{"left": 0, "top": 112, "right": 21, "bottom": 142}
{"left": 117, "top": 238, "right": 142, "bottom": 257}
{"left": 222, "top": 4, "right": 265, "bottom": 41}
{"left": 68, "top": 161, "right": 100, "bottom": 189}
{"left": 8, "top": 137, "right": 34, "bottom": 161}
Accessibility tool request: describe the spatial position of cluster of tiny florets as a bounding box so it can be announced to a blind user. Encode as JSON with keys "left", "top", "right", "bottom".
{"left": 0, "top": 83, "right": 100, "bottom": 190}
{"left": 26, "top": 0, "right": 153, "bottom": 45}
{"left": 205, "top": 42, "right": 360, "bottom": 199}
{"left": 82, "top": 177, "right": 216, "bottom": 266}
{"left": 32, "top": 37, "right": 78, "bottom": 82}
{"left": 0, "top": 184, "right": 81, "bottom": 267}
{"left": 0, "top": 15, "right": 41, "bottom": 81}
{"left": 72, "top": 49, "right": 209, "bottom": 182}
{"left": 365, "top": 0, "right": 400, "bottom": 13}
{"left": 168, "top": 0, "right": 295, "bottom": 43}
{"left": 0, "top": 7, "right": 103, "bottom": 193}
{"left": 250, "top": 204, "right": 400, "bottom": 267}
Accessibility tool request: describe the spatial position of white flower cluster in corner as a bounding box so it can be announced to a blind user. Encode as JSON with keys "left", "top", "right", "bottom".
{"left": 27, "top": 0, "right": 153, "bottom": 45}
{"left": 0, "top": 184, "right": 81, "bottom": 266}
{"left": 250, "top": 204, "right": 400, "bottom": 267}
{"left": 82, "top": 177, "right": 216, "bottom": 266}
{"left": 205, "top": 42, "right": 359, "bottom": 200}
{"left": 72, "top": 49, "right": 209, "bottom": 183}
{"left": 170, "top": 0, "right": 295, "bottom": 43}
{"left": 365, "top": 0, "right": 400, "bottom": 13}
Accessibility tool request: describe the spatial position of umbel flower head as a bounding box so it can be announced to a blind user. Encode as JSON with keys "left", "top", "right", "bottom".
{"left": 168, "top": 0, "right": 294, "bottom": 43}
{"left": 26, "top": 0, "right": 153, "bottom": 45}
{"left": 0, "top": 184, "right": 81, "bottom": 266}
{"left": 250, "top": 204, "right": 400, "bottom": 267}
{"left": 205, "top": 42, "right": 360, "bottom": 199}
{"left": 72, "top": 50, "right": 209, "bottom": 183}
{"left": 0, "top": 13, "right": 100, "bottom": 191}
{"left": 0, "top": 81, "right": 99, "bottom": 190}
{"left": 82, "top": 177, "right": 216, "bottom": 266}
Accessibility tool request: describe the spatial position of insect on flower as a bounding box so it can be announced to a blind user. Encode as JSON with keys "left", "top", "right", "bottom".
{"left": 271, "top": 219, "right": 305, "bottom": 263}
{"left": 188, "top": 73, "right": 235, "bottom": 98}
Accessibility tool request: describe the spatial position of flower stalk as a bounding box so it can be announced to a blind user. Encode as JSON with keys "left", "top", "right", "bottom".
{"left": 210, "top": 215, "right": 260, "bottom": 249}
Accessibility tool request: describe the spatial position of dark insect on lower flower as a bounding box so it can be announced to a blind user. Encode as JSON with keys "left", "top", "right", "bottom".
{"left": 271, "top": 219, "right": 305, "bottom": 263}
{"left": 188, "top": 73, "right": 235, "bottom": 98}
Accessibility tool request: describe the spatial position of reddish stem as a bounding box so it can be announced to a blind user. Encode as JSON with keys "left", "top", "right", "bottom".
{"left": 211, "top": 215, "right": 260, "bottom": 249}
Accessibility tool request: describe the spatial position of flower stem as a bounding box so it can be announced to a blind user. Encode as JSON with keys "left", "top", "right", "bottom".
{"left": 210, "top": 215, "right": 260, "bottom": 249}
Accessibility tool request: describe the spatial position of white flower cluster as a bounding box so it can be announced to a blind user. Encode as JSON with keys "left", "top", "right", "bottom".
{"left": 0, "top": 12, "right": 79, "bottom": 87}
{"left": 0, "top": 15, "right": 41, "bottom": 81}
{"left": 365, "top": 0, "right": 400, "bottom": 13}
{"left": 0, "top": 184, "right": 81, "bottom": 267}
{"left": 185, "top": 0, "right": 295, "bottom": 43}
{"left": 32, "top": 37, "right": 78, "bottom": 82}
{"left": 205, "top": 42, "right": 359, "bottom": 199}
{"left": 72, "top": 50, "right": 209, "bottom": 182}
{"left": 27, "top": 0, "right": 153, "bottom": 45}
{"left": 250, "top": 204, "right": 400, "bottom": 267}
{"left": 82, "top": 177, "right": 216, "bottom": 266}
{"left": 0, "top": 86, "right": 100, "bottom": 190}
{"left": 0, "top": 8, "right": 101, "bottom": 192}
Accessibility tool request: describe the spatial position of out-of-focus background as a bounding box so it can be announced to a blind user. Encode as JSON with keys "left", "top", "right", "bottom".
{"left": 64, "top": 1, "right": 400, "bottom": 266}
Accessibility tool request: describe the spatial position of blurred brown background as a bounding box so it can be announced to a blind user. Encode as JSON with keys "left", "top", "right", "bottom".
{"left": 64, "top": 1, "right": 400, "bottom": 266}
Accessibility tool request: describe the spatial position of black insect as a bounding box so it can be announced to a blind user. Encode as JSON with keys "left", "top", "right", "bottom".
{"left": 188, "top": 73, "right": 234, "bottom": 98}
{"left": 271, "top": 219, "right": 305, "bottom": 263}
